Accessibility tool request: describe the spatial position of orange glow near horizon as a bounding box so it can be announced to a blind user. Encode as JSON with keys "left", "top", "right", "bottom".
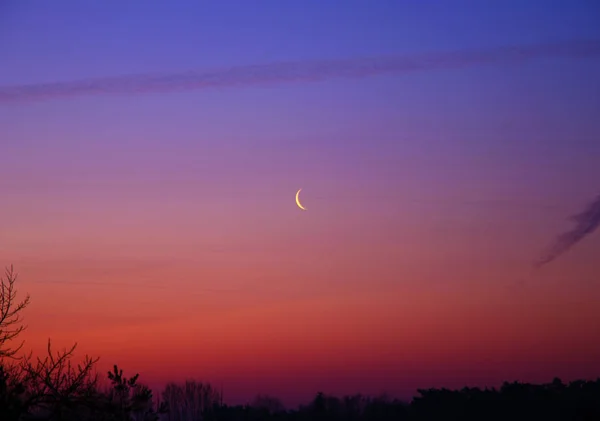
{"left": 12, "top": 229, "right": 600, "bottom": 406}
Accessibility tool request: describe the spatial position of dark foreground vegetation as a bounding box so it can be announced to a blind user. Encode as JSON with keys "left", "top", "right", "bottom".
{"left": 1, "top": 265, "right": 599, "bottom": 420}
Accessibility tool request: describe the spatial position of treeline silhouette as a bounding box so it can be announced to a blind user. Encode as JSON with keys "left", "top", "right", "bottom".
{"left": 1, "top": 265, "right": 599, "bottom": 420}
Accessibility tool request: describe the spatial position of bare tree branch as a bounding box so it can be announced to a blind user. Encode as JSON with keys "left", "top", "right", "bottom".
{"left": 0, "top": 265, "right": 31, "bottom": 360}
{"left": 19, "top": 339, "right": 99, "bottom": 417}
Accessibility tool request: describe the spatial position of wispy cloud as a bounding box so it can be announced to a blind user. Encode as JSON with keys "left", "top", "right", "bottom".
{"left": 535, "top": 193, "right": 600, "bottom": 267}
{"left": 1, "top": 39, "right": 600, "bottom": 104}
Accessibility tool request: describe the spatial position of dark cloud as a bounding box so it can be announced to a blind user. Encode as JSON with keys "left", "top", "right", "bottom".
{"left": 535, "top": 193, "right": 600, "bottom": 267}
{"left": 1, "top": 39, "right": 600, "bottom": 104}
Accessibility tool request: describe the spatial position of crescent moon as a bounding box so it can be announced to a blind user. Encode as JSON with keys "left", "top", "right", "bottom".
{"left": 295, "top": 189, "right": 307, "bottom": 211}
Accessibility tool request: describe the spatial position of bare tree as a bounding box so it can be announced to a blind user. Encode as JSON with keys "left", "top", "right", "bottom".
{"left": 0, "top": 265, "right": 103, "bottom": 419}
{"left": 0, "top": 265, "right": 31, "bottom": 360}
{"left": 19, "top": 339, "right": 100, "bottom": 419}
{"left": 161, "top": 380, "right": 221, "bottom": 421}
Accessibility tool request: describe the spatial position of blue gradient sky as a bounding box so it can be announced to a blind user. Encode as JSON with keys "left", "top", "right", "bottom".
{"left": 1, "top": 0, "right": 600, "bottom": 407}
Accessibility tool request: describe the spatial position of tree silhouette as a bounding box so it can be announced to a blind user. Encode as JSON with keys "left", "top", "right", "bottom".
{"left": 0, "top": 265, "right": 32, "bottom": 420}
{"left": 250, "top": 393, "right": 285, "bottom": 415}
{"left": 0, "top": 265, "right": 31, "bottom": 360}
{"left": 104, "top": 364, "right": 164, "bottom": 421}
{"left": 0, "top": 365, "right": 27, "bottom": 421}
{"left": 18, "top": 339, "right": 99, "bottom": 420}
{"left": 161, "top": 380, "right": 221, "bottom": 421}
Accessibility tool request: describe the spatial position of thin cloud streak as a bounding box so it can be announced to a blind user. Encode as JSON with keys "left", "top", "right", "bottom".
{"left": 1, "top": 39, "right": 600, "bottom": 104}
{"left": 536, "top": 192, "right": 600, "bottom": 267}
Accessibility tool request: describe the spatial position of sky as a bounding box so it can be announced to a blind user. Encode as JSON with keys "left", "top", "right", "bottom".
{"left": 1, "top": 0, "right": 600, "bottom": 407}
